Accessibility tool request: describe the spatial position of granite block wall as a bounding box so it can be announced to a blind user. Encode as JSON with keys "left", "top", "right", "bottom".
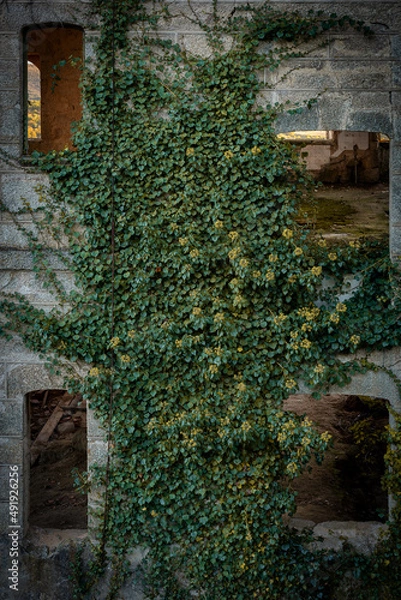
{"left": 0, "top": 0, "right": 400, "bottom": 540}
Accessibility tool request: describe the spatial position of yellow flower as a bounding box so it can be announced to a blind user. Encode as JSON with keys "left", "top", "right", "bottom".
{"left": 300, "top": 338, "right": 311, "bottom": 349}
{"left": 224, "top": 150, "right": 234, "bottom": 160}
{"left": 190, "top": 249, "right": 199, "bottom": 258}
{"left": 273, "top": 312, "right": 287, "bottom": 325}
{"left": 265, "top": 270, "right": 275, "bottom": 281}
{"left": 288, "top": 275, "right": 297, "bottom": 284}
{"left": 318, "top": 239, "right": 327, "bottom": 248}
{"left": 290, "top": 330, "right": 299, "bottom": 339}
{"left": 349, "top": 240, "right": 361, "bottom": 248}
{"left": 228, "top": 231, "right": 239, "bottom": 241}
{"left": 214, "top": 312, "right": 225, "bottom": 323}
{"left": 298, "top": 306, "right": 320, "bottom": 321}
{"left": 314, "top": 363, "right": 325, "bottom": 374}
{"left": 186, "top": 147, "right": 195, "bottom": 156}
{"left": 294, "top": 247, "right": 303, "bottom": 257}
{"left": 179, "top": 237, "right": 188, "bottom": 246}
{"left": 110, "top": 337, "right": 120, "bottom": 348}
{"left": 282, "top": 228, "right": 293, "bottom": 239}
{"left": 285, "top": 378, "right": 297, "bottom": 390}
{"left": 336, "top": 302, "right": 347, "bottom": 313}
{"left": 214, "top": 346, "right": 223, "bottom": 356}
{"left": 330, "top": 313, "right": 340, "bottom": 324}
{"left": 269, "top": 253, "right": 278, "bottom": 263}
{"left": 350, "top": 335, "right": 360, "bottom": 345}
{"left": 120, "top": 354, "right": 131, "bottom": 363}
{"left": 291, "top": 343, "right": 299, "bottom": 351}
{"left": 277, "top": 432, "right": 286, "bottom": 443}
{"left": 192, "top": 307, "right": 202, "bottom": 317}
{"left": 237, "top": 346, "right": 243, "bottom": 353}
{"left": 127, "top": 330, "right": 135, "bottom": 338}
{"left": 301, "top": 323, "right": 312, "bottom": 332}
{"left": 302, "top": 437, "right": 311, "bottom": 446}
{"left": 311, "top": 265, "right": 322, "bottom": 277}
{"left": 328, "top": 252, "right": 337, "bottom": 261}
{"left": 228, "top": 247, "right": 241, "bottom": 260}
{"left": 252, "top": 270, "right": 261, "bottom": 278}
{"left": 230, "top": 278, "right": 239, "bottom": 286}
{"left": 214, "top": 220, "right": 224, "bottom": 229}
{"left": 209, "top": 364, "right": 219, "bottom": 374}
{"left": 241, "top": 420, "right": 251, "bottom": 432}
{"left": 239, "top": 258, "right": 249, "bottom": 268}
{"left": 175, "top": 339, "right": 183, "bottom": 348}
{"left": 251, "top": 146, "right": 262, "bottom": 155}
{"left": 321, "top": 431, "right": 332, "bottom": 443}
{"left": 89, "top": 367, "right": 100, "bottom": 377}
{"left": 204, "top": 347, "right": 213, "bottom": 356}
{"left": 286, "top": 462, "right": 298, "bottom": 474}
{"left": 170, "top": 223, "right": 178, "bottom": 231}
{"left": 234, "top": 294, "right": 243, "bottom": 306}
{"left": 237, "top": 382, "right": 247, "bottom": 392}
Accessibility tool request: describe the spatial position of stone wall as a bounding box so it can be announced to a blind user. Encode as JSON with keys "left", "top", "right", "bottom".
{"left": 1, "top": 2, "right": 401, "bottom": 594}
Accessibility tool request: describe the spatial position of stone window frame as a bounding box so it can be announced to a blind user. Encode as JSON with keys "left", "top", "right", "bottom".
{"left": 22, "top": 22, "right": 84, "bottom": 155}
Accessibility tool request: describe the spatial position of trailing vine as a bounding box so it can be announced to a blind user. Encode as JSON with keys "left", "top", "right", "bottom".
{"left": 1, "top": 1, "right": 401, "bottom": 598}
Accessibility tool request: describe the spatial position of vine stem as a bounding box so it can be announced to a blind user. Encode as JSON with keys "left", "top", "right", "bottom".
{"left": 100, "top": 0, "right": 117, "bottom": 562}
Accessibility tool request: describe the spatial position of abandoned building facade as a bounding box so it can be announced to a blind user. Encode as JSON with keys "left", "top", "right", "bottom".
{"left": 1, "top": 0, "right": 401, "bottom": 596}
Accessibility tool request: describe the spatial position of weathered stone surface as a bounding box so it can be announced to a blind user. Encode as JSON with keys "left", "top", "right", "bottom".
{"left": 0, "top": 249, "right": 68, "bottom": 270}
{"left": 390, "top": 224, "right": 401, "bottom": 259}
{"left": 0, "top": 90, "right": 20, "bottom": 143}
{"left": 88, "top": 439, "right": 108, "bottom": 467}
{"left": 0, "top": 173, "right": 49, "bottom": 212}
{"left": 0, "top": 336, "right": 40, "bottom": 366}
{"left": 0, "top": 221, "right": 39, "bottom": 250}
{"left": 6, "top": 364, "right": 64, "bottom": 399}
{"left": 0, "top": 528, "right": 145, "bottom": 600}
{"left": 87, "top": 406, "right": 107, "bottom": 440}
{"left": 0, "top": 34, "right": 19, "bottom": 60}
{"left": 0, "top": 400, "right": 23, "bottom": 436}
{"left": 0, "top": 271, "right": 75, "bottom": 306}
{"left": 0, "top": 363, "right": 5, "bottom": 399}
{"left": 0, "top": 437, "right": 23, "bottom": 464}
{"left": 0, "top": 465, "right": 12, "bottom": 502}
{"left": 311, "top": 521, "right": 388, "bottom": 555}
{"left": 391, "top": 175, "right": 401, "bottom": 222}
{"left": 392, "top": 144, "right": 401, "bottom": 175}
{"left": 330, "top": 33, "right": 391, "bottom": 59}
{"left": 0, "top": 60, "right": 19, "bottom": 90}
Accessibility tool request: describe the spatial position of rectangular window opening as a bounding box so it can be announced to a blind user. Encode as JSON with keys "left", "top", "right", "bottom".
{"left": 28, "top": 389, "right": 87, "bottom": 530}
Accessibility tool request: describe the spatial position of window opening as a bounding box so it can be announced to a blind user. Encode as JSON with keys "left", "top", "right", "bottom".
{"left": 284, "top": 394, "right": 388, "bottom": 524}
{"left": 291, "top": 131, "right": 389, "bottom": 243}
{"left": 27, "top": 58, "right": 41, "bottom": 139}
{"left": 278, "top": 130, "right": 333, "bottom": 142}
{"left": 28, "top": 389, "right": 87, "bottom": 529}
{"left": 24, "top": 25, "right": 83, "bottom": 154}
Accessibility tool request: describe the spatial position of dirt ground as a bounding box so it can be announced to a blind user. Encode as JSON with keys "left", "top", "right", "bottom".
{"left": 284, "top": 394, "right": 388, "bottom": 524}
{"left": 300, "top": 182, "right": 389, "bottom": 242}
{"left": 29, "top": 389, "right": 87, "bottom": 529}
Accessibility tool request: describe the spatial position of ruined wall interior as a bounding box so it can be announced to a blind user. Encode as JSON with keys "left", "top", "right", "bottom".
{"left": 25, "top": 25, "right": 83, "bottom": 154}
{"left": 0, "top": 2, "right": 401, "bottom": 595}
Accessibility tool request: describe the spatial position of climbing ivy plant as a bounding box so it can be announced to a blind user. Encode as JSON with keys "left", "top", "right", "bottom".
{"left": 2, "top": 1, "right": 401, "bottom": 598}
